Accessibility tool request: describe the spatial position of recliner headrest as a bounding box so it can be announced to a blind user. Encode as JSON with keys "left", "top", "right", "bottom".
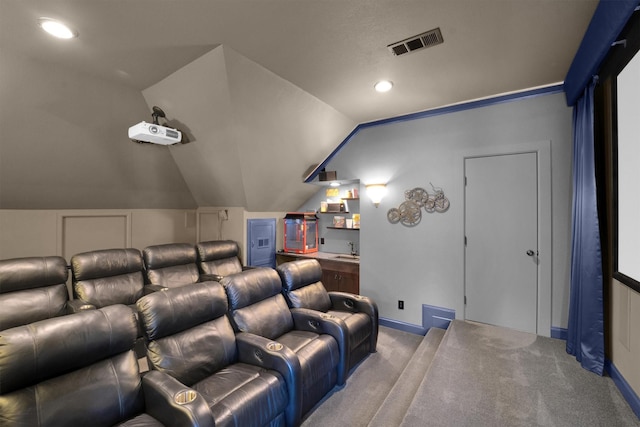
{"left": 222, "top": 267, "right": 282, "bottom": 310}
{"left": 0, "top": 304, "right": 137, "bottom": 394}
{"left": 143, "top": 243, "right": 197, "bottom": 269}
{"left": 196, "top": 240, "right": 239, "bottom": 262}
{"left": 71, "top": 248, "right": 143, "bottom": 281}
{"left": 0, "top": 256, "right": 68, "bottom": 293}
{"left": 137, "top": 281, "right": 228, "bottom": 341}
{"left": 277, "top": 259, "right": 323, "bottom": 292}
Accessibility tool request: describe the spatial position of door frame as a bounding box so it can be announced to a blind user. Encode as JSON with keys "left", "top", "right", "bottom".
{"left": 460, "top": 141, "right": 551, "bottom": 336}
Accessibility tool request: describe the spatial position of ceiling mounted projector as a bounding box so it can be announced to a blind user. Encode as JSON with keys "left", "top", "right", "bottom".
{"left": 128, "top": 106, "right": 183, "bottom": 145}
{"left": 128, "top": 121, "right": 181, "bottom": 145}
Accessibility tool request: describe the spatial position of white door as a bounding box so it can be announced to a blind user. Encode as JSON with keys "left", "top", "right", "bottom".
{"left": 464, "top": 152, "right": 538, "bottom": 333}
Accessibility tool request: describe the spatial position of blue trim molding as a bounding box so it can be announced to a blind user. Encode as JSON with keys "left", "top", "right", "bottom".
{"left": 380, "top": 304, "right": 455, "bottom": 336}
{"left": 305, "top": 84, "right": 564, "bottom": 183}
{"left": 550, "top": 327, "right": 568, "bottom": 340}
{"left": 422, "top": 304, "right": 455, "bottom": 330}
{"left": 379, "top": 317, "right": 426, "bottom": 336}
{"left": 605, "top": 359, "right": 640, "bottom": 419}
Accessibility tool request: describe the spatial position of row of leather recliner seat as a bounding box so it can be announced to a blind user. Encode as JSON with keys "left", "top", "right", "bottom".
{"left": 0, "top": 242, "right": 378, "bottom": 427}
{"left": 0, "top": 241, "right": 248, "bottom": 332}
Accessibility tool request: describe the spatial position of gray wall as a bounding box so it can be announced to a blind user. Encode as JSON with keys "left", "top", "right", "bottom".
{"left": 0, "top": 45, "right": 574, "bottom": 331}
{"left": 323, "top": 91, "right": 573, "bottom": 330}
{"left": 141, "top": 46, "right": 356, "bottom": 213}
{"left": 0, "top": 49, "right": 196, "bottom": 209}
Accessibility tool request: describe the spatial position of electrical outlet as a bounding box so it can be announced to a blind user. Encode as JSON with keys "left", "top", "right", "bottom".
{"left": 320, "top": 237, "right": 325, "bottom": 244}
{"left": 398, "top": 300, "right": 404, "bottom": 310}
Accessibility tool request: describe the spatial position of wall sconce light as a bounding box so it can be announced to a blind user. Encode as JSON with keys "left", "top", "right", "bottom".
{"left": 366, "top": 184, "right": 387, "bottom": 207}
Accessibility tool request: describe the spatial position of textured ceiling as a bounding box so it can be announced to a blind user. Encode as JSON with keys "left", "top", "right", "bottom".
{"left": 0, "top": 0, "right": 598, "bottom": 123}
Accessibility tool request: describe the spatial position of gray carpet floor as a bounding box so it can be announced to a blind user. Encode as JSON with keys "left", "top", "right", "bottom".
{"left": 301, "top": 325, "right": 424, "bottom": 427}
{"left": 302, "top": 320, "right": 640, "bottom": 427}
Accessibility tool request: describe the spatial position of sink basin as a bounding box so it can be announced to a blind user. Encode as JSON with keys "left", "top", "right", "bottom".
{"left": 333, "top": 255, "right": 360, "bottom": 260}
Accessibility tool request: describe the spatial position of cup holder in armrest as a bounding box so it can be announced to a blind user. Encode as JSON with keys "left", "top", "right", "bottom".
{"left": 174, "top": 390, "right": 198, "bottom": 405}
{"left": 267, "top": 342, "right": 283, "bottom": 351}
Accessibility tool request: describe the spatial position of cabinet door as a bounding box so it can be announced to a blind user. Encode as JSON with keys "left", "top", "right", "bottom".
{"left": 339, "top": 271, "right": 359, "bottom": 294}
{"left": 321, "top": 269, "right": 341, "bottom": 292}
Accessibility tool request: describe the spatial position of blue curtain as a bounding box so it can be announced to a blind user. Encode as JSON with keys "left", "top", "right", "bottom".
{"left": 566, "top": 77, "right": 604, "bottom": 375}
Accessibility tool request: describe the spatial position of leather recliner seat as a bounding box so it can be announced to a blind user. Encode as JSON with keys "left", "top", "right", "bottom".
{"left": 0, "top": 304, "right": 213, "bottom": 426}
{"left": 70, "top": 248, "right": 149, "bottom": 354}
{"left": 71, "top": 248, "right": 149, "bottom": 308}
{"left": 0, "top": 256, "right": 90, "bottom": 331}
{"left": 136, "top": 281, "right": 292, "bottom": 427}
{"left": 222, "top": 267, "right": 349, "bottom": 420}
{"left": 196, "top": 240, "right": 249, "bottom": 281}
{"left": 277, "top": 258, "right": 379, "bottom": 372}
{"left": 143, "top": 243, "right": 204, "bottom": 288}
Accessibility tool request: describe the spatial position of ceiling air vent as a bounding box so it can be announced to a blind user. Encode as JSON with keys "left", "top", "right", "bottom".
{"left": 388, "top": 28, "right": 444, "bottom": 56}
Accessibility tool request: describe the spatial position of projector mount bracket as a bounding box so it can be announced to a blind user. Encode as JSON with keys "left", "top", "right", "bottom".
{"left": 151, "top": 106, "right": 166, "bottom": 125}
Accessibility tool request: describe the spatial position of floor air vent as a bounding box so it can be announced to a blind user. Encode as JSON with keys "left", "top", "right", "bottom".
{"left": 388, "top": 28, "right": 444, "bottom": 56}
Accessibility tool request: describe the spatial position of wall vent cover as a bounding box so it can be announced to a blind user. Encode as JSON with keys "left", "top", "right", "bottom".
{"left": 388, "top": 28, "right": 444, "bottom": 56}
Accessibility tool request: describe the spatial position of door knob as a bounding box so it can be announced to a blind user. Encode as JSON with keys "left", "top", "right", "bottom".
{"left": 526, "top": 250, "right": 535, "bottom": 256}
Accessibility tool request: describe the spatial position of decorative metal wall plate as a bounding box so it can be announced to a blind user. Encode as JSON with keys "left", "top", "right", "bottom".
{"left": 388, "top": 183, "right": 450, "bottom": 226}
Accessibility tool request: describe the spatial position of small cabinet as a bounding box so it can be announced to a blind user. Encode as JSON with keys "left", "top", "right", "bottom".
{"left": 320, "top": 260, "right": 359, "bottom": 294}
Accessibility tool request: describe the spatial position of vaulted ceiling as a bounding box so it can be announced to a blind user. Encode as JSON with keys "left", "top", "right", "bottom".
{"left": 0, "top": 1, "right": 599, "bottom": 211}
{"left": 1, "top": 0, "right": 598, "bottom": 123}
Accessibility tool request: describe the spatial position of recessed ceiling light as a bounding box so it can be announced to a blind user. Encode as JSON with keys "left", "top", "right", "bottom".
{"left": 38, "top": 18, "right": 78, "bottom": 39}
{"left": 374, "top": 80, "right": 393, "bottom": 93}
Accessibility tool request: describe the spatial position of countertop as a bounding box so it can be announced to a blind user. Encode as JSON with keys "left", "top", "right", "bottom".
{"left": 277, "top": 251, "right": 360, "bottom": 264}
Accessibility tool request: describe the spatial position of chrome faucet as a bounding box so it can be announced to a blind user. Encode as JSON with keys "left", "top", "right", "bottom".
{"left": 348, "top": 241, "right": 358, "bottom": 256}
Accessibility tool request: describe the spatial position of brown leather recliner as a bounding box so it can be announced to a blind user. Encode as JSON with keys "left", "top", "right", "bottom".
{"left": 277, "top": 259, "right": 379, "bottom": 373}
{"left": 0, "top": 304, "right": 213, "bottom": 426}
{"left": 136, "top": 281, "right": 293, "bottom": 427}
{"left": 222, "top": 267, "right": 349, "bottom": 421}
{"left": 0, "top": 256, "right": 91, "bottom": 331}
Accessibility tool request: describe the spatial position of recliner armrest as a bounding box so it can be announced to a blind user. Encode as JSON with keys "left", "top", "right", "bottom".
{"left": 199, "top": 273, "right": 223, "bottom": 282}
{"left": 328, "top": 292, "right": 379, "bottom": 353}
{"left": 236, "top": 332, "right": 303, "bottom": 427}
{"left": 66, "top": 299, "right": 95, "bottom": 313}
{"left": 141, "top": 370, "right": 215, "bottom": 427}
{"left": 144, "top": 284, "right": 168, "bottom": 294}
{"left": 290, "top": 308, "right": 349, "bottom": 386}
{"left": 328, "top": 292, "right": 378, "bottom": 318}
